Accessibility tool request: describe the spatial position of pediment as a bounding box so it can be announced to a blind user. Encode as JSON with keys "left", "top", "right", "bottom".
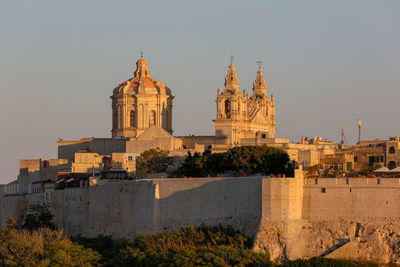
{"left": 249, "top": 109, "right": 269, "bottom": 124}
{"left": 137, "top": 125, "right": 173, "bottom": 141}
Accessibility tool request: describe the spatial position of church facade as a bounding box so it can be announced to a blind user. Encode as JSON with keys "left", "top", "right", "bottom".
{"left": 214, "top": 61, "right": 276, "bottom": 144}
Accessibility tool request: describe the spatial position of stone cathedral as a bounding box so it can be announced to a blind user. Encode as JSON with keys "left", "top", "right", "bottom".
{"left": 110, "top": 55, "right": 275, "bottom": 147}
{"left": 111, "top": 55, "right": 174, "bottom": 138}
{"left": 214, "top": 61, "right": 276, "bottom": 144}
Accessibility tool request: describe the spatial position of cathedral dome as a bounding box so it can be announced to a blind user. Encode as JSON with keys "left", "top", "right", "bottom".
{"left": 113, "top": 55, "right": 168, "bottom": 93}
{"left": 111, "top": 55, "right": 174, "bottom": 139}
{"left": 128, "top": 77, "right": 156, "bottom": 88}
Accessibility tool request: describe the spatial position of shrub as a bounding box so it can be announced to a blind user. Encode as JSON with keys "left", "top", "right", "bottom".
{"left": 21, "top": 204, "right": 56, "bottom": 231}
{"left": 96, "top": 225, "right": 270, "bottom": 267}
{"left": 0, "top": 226, "right": 100, "bottom": 267}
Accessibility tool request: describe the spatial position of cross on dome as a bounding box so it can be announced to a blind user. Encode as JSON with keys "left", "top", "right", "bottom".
{"left": 256, "top": 59, "right": 263, "bottom": 68}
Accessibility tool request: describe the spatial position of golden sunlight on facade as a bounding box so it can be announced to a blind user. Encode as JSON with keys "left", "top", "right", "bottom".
{"left": 111, "top": 55, "right": 173, "bottom": 138}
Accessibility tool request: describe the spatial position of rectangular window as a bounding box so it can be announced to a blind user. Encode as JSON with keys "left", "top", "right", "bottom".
{"left": 261, "top": 134, "right": 266, "bottom": 139}
{"left": 315, "top": 178, "right": 318, "bottom": 185}
{"left": 346, "top": 178, "right": 349, "bottom": 185}
{"left": 368, "top": 156, "right": 374, "bottom": 166}
{"left": 377, "top": 178, "right": 381, "bottom": 185}
{"left": 128, "top": 156, "right": 133, "bottom": 161}
{"left": 321, "top": 188, "right": 326, "bottom": 193}
{"left": 346, "top": 162, "right": 352, "bottom": 170}
{"left": 354, "top": 156, "right": 358, "bottom": 162}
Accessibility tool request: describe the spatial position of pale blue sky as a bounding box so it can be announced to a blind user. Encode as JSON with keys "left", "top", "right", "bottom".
{"left": 0, "top": 1, "right": 399, "bottom": 182}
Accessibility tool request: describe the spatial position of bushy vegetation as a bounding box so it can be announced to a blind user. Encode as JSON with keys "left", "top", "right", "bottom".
{"left": 21, "top": 204, "right": 56, "bottom": 230}
{"left": 136, "top": 148, "right": 172, "bottom": 174}
{"left": 0, "top": 219, "right": 377, "bottom": 267}
{"left": 110, "top": 225, "right": 270, "bottom": 266}
{"left": 0, "top": 221, "right": 100, "bottom": 266}
{"left": 171, "top": 145, "right": 293, "bottom": 177}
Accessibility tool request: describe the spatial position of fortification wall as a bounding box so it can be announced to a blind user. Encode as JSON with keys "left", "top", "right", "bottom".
{"left": 302, "top": 177, "right": 400, "bottom": 220}
{"left": 51, "top": 180, "right": 155, "bottom": 237}
{"left": 152, "top": 178, "right": 262, "bottom": 236}
{"left": 0, "top": 195, "right": 26, "bottom": 230}
{"left": 254, "top": 177, "right": 400, "bottom": 264}
{"left": 50, "top": 177, "right": 263, "bottom": 238}
{"left": 2, "top": 177, "right": 400, "bottom": 264}
{"left": 262, "top": 177, "right": 303, "bottom": 220}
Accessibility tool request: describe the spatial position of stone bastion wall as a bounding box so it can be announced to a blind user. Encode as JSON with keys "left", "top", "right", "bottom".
{"left": 1, "top": 177, "right": 400, "bottom": 264}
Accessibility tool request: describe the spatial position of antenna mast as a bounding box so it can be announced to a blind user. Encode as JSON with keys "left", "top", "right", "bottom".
{"left": 357, "top": 119, "right": 362, "bottom": 144}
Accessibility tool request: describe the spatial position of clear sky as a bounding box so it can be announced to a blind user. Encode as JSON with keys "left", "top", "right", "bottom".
{"left": 0, "top": 1, "right": 399, "bottom": 183}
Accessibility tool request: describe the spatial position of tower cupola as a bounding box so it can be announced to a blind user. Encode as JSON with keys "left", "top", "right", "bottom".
{"left": 252, "top": 66, "right": 268, "bottom": 98}
{"left": 134, "top": 55, "right": 150, "bottom": 78}
{"left": 224, "top": 62, "right": 239, "bottom": 93}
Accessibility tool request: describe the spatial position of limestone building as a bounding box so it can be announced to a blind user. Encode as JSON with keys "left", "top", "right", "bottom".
{"left": 214, "top": 61, "right": 276, "bottom": 144}
{"left": 111, "top": 55, "right": 174, "bottom": 138}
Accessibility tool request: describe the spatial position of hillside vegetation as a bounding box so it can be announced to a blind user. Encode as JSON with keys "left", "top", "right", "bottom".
{"left": 0, "top": 219, "right": 376, "bottom": 267}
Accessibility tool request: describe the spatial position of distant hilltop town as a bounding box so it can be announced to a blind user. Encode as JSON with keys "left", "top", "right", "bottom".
{"left": 3, "top": 54, "right": 399, "bottom": 189}
{"left": 1, "top": 55, "right": 400, "bottom": 264}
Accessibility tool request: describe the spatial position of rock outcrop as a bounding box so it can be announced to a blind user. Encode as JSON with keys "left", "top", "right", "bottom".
{"left": 253, "top": 218, "right": 400, "bottom": 265}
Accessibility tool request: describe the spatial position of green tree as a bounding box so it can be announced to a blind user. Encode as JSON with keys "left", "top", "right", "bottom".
{"left": 176, "top": 152, "right": 207, "bottom": 177}
{"left": 172, "top": 146, "right": 292, "bottom": 177}
{"left": 222, "top": 146, "right": 290, "bottom": 176}
{"left": 72, "top": 235, "right": 128, "bottom": 266}
{"left": 202, "top": 151, "right": 225, "bottom": 177}
{"left": 22, "top": 204, "right": 56, "bottom": 231}
{"left": 136, "top": 148, "right": 171, "bottom": 174}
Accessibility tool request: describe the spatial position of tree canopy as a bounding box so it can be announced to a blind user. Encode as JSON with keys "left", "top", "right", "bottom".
{"left": 0, "top": 226, "right": 100, "bottom": 266}
{"left": 136, "top": 148, "right": 172, "bottom": 174}
{"left": 172, "top": 145, "right": 292, "bottom": 177}
{"left": 21, "top": 204, "right": 56, "bottom": 231}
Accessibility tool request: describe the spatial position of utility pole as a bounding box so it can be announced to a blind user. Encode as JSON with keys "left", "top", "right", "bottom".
{"left": 358, "top": 119, "right": 362, "bottom": 144}
{"left": 340, "top": 123, "right": 345, "bottom": 146}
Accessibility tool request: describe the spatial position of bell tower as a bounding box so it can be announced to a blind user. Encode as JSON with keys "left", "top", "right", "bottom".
{"left": 214, "top": 58, "right": 249, "bottom": 144}
{"left": 214, "top": 59, "right": 276, "bottom": 145}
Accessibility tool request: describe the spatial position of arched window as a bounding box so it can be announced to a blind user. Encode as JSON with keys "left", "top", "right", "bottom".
{"left": 139, "top": 104, "right": 144, "bottom": 128}
{"left": 113, "top": 110, "right": 118, "bottom": 129}
{"left": 149, "top": 110, "right": 156, "bottom": 126}
{"left": 130, "top": 110, "right": 136, "bottom": 127}
{"left": 119, "top": 106, "right": 123, "bottom": 128}
{"left": 388, "top": 161, "right": 396, "bottom": 170}
{"left": 224, "top": 100, "right": 231, "bottom": 118}
{"left": 166, "top": 110, "right": 169, "bottom": 128}
{"left": 389, "top": 146, "right": 395, "bottom": 154}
